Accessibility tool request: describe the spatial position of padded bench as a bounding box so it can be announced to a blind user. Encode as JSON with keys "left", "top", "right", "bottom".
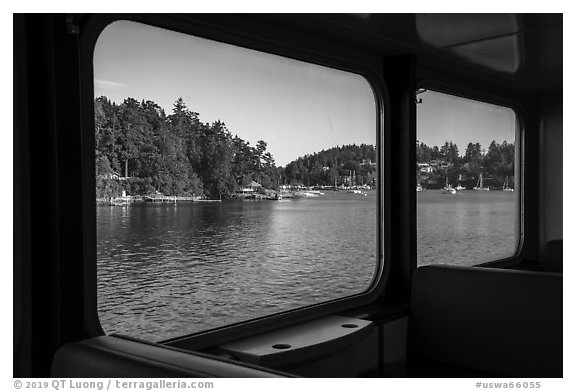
{"left": 408, "top": 265, "right": 562, "bottom": 377}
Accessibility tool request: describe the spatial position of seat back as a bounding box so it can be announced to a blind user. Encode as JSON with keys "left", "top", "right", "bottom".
{"left": 410, "top": 265, "right": 562, "bottom": 377}
{"left": 542, "top": 239, "right": 563, "bottom": 273}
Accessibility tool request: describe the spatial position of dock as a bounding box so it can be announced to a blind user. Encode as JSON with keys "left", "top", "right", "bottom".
{"left": 98, "top": 194, "right": 223, "bottom": 205}
{"left": 143, "top": 194, "right": 196, "bottom": 203}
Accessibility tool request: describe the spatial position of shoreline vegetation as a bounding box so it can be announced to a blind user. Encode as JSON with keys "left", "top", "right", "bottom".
{"left": 95, "top": 96, "right": 514, "bottom": 203}
{"left": 96, "top": 184, "right": 374, "bottom": 205}
{"left": 416, "top": 140, "right": 514, "bottom": 191}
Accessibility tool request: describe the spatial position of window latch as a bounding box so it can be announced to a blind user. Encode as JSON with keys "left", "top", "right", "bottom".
{"left": 66, "top": 14, "right": 80, "bottom": 35}
{"left": 415, "top": 88, "right": 427, "bottom": 104}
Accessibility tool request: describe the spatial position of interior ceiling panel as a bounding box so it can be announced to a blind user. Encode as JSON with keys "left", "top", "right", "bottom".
{"left": 415, "top": 14, "right": 522, "bottom": 74}
{"left": 256, "top": 13, "right": 562, "bottom": 93}
{"left": 414, "top": 14, "right": 520, "bottom": 48}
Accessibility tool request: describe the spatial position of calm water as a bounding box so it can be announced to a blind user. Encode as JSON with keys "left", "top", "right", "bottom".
{"left": 97, "top": 190, "right": 515, "bottom": 341}
{"left": 97, "top": 192, "right": 378, "bottom": 341}
{"left": 417, "top": 190, "right": 517, "bottom": 266}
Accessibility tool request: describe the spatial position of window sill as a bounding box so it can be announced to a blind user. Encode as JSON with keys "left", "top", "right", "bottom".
{"left": 218, "top": 315, "right": 373, "bottom": 368}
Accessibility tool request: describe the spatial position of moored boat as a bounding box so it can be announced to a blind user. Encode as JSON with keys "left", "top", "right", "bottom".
{"left": 473, "top": 173, "right": 490, "bottom": 191}
{"left": 441, "top": 177, "right": 457, "bottom": 194}
{"left": 503, "top": 176, "right": 514, "bottom": 192}
{"left": 455, "top": 174, "right": 466, "bottom": 191}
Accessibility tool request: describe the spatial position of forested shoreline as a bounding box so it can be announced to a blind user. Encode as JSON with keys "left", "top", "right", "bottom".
{"left": 416, "top": 140, "right": 515, "bottom": 188}
{"left": 94, "top": 96, "right": 514, "bottom": 199}
{"left": 94, "top": 96, "right": 378, "bottom": 199}
{"left": 95, "top": 96, "right": 281, "bottom": 199}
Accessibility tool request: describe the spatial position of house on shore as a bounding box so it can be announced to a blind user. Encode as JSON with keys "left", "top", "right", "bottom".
{"left": 240, "top": 180, "right": 263, "bottom": 196}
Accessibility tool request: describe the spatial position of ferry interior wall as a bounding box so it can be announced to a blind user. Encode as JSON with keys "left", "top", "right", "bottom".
{"left": 14, "top": 14, "right": 563, "bottom": 378}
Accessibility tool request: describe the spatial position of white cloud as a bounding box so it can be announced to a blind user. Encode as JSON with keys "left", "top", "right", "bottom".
{"left": 94, "top": 79, "right": 127, "bottom": 90}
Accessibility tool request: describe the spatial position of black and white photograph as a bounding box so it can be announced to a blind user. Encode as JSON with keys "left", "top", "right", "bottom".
{"left": 12, "top": 10, "right": 564, "bottom": 383}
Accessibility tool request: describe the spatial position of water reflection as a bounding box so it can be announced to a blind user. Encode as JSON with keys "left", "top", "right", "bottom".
{"left": 98, "top": 192, "right": 377, "bottom": 341}
{"left": 417, "top": 191, "right": 516, "bottom": 266}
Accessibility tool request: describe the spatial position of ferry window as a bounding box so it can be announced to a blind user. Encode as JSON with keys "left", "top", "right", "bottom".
{"left": 416, "top": 90, "right": 518, "bottom": 266}
{"left": 94, "top": 21, "right": 379, "bottom": 341}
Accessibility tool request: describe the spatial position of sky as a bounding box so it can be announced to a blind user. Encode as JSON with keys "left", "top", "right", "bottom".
{"left": 417, "top": 90, "right": 517, "bottom": 153}
{"left": 94, "top": 20, "right": 377, "bottom": 167}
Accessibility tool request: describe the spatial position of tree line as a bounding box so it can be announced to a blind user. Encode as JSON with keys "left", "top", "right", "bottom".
{"left": 95, "top": 96, "right": 375, "bottom": 199}
{"left": 281, "top": 144, "right": 377, "bottom": 187}
{"left": 416, "top": 140, "right": 515, "bottom": 187}
{"left": 95, "top": 96, "right": 512, "bottom": 199}
{"left": 95, "top": 97, "right": 279, "bottom": 199}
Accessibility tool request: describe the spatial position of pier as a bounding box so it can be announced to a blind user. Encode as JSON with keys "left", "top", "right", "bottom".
{"left": 143, "top": 194, "right": 193, "bottom": 203}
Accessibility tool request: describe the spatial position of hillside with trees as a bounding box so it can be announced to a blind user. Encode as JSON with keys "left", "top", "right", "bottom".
{"left": 416, "top": 140, "right": 515, "bottom": 188}
{"left": 281, "top": 144, "right": 377, "bottom": 187}
{"left": 95, "top": 96, "right": 279, "bottom": 199}
{"left": 94, "top": 95, "right": 515, "bottom": 199}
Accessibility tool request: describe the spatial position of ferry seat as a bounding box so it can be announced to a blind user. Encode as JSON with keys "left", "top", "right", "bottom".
{"left": 408, "top": 265, "right": 562, "bottom": 377}
{"left": 542, "top": 239, "right": 563, "bottom": 273}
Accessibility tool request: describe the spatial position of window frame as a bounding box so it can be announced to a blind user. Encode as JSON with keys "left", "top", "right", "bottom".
{"left": 414, "top": 79, "right": 526, "bottom": 268}
{"left": 80, "top": 14, "right": 390, "bottom": 349}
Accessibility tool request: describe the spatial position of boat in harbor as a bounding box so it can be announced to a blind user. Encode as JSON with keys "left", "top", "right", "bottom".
{"left": 143, "top": 192, "right": 199, "bottom": 202}
{"left": 416, "top": 174, "right": 423, "bottom": 192}
{"left": 143, "top": 192, "right": 177, "bottom": 203}
{"left": 346, "top": 188, "right": 368, "bottom": 196}
{"left": 297, "top": 190, "right": 319, "bottom": 197}
{"left": 473, "top": 173, "right": 490, "bottom": 191}
{"left": 441, "top": 177, "right": 457, "bottom": 194}
{"left": 109, "top": 197, "right": 131, "bottom": 206}
{"left": 455, "top": 174, "right": 466, "bottom": 191}
{"left": 503, "top": 176, "right": 514, "bottom": 192}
